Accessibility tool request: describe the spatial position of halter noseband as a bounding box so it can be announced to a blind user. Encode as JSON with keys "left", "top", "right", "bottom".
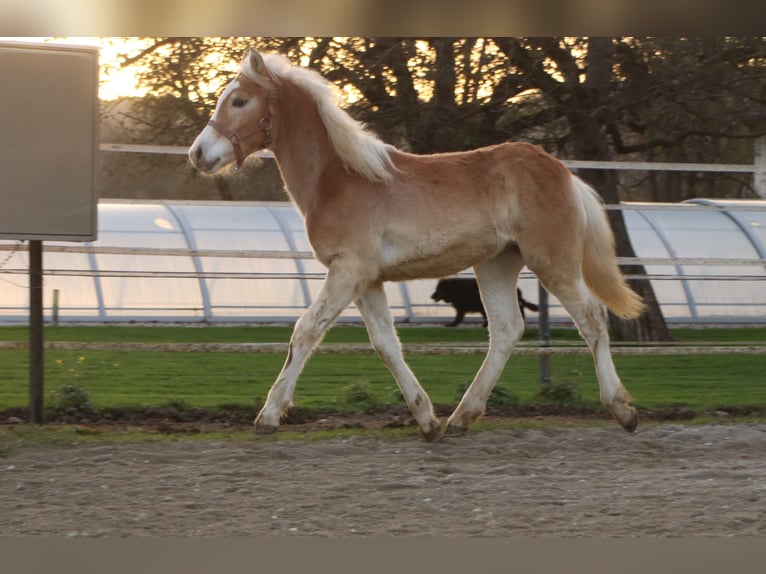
{"left": 207, "top": 74, "right": 276, "bottom": 171}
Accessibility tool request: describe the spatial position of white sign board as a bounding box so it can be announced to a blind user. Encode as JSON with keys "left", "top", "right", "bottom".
{"left": 0, "top": 41, "right": 99, "bottom": 241}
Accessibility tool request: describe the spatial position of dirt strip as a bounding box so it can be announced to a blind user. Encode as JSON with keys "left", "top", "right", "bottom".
{"left": 2, "top": 423, "right": 764, "bottom": 537}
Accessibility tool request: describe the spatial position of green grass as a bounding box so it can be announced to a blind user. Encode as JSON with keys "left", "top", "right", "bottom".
{"left": 0, "top": 324, "right": 505, "bottom": 344}
{"left": 1, "top": 324, "right": 764, "bottom": 344}
{"left": 0, "top": 325, "right": 764, "bottom": 415}
{"left": 0, "top": 324, "right": 763, "bottom": 453}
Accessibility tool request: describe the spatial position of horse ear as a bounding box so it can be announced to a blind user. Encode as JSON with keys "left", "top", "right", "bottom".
{"left": 247, "top": 48, "right": 266, "bottom": 76}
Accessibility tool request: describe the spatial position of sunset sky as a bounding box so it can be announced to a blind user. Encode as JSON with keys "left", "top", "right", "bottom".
{"left": 3, "top": 36, "right": 153, "bottom": 100}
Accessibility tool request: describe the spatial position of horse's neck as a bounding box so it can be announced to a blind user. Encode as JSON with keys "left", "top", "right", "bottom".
{"left": 270, "top": 86, "right": 336, "bottom": 214}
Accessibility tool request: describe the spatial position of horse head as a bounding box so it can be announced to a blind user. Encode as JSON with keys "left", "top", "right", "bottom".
{"left": 189, "top": 48, "right": 275, "bottom": 173}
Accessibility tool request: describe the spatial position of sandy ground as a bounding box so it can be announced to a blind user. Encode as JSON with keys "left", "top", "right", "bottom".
{"left": 1, "top": 423, "right": 764, "bottom": 537}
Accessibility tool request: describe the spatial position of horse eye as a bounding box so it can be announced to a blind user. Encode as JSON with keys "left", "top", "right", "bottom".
{"left": 232, "top": 97, "right": 248, "bottom": 109}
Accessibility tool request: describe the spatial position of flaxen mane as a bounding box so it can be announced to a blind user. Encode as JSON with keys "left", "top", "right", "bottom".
{"left": 262, "top": 53, "right": 395, "bottom": 183}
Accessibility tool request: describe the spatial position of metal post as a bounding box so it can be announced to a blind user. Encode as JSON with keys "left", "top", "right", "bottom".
{"left": 538, "top": 281, "right": 551, "bottom": 388}
{"left": 52, "top": 288, "right": 60, "bottom": 326}
{"left": 755, "top": 135, "right": 766, "bottom": 199}
{"left": 29, "top": 240, "right": 44, "bottom": 424}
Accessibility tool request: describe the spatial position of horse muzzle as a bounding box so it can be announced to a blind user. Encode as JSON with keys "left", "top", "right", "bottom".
{"left": 189, "top": 139, "right": 223, "bottom": 174}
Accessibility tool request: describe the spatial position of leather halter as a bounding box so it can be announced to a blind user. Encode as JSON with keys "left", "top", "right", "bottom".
{"left": 207, "top": 73, "right": 276, "bottom": 171}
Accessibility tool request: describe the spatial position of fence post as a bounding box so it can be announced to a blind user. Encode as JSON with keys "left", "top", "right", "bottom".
{"left": 755, "top": 136, "right": 766, "bottom": 199}
{"left": 538, "top": 281, "right": 551, "bottom": 389}
{"left": 52, "top": 289, "right": 59, "bottom": 326}
{"left": 29, "top": 240, "right": 44, "bottom": 424}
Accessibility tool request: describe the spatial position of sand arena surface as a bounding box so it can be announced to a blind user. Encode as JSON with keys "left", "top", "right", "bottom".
{"left": 2, "top": 423, "right": 764, "bottom": 537}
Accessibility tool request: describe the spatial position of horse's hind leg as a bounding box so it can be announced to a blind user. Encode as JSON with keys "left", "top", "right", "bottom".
{"left": 540, "top": 273, "right": 638, "bottom": 432}
{"left": 445, "top": 250, "right": 526, "bottom": 436}
{"left": 254, "top": 264, "right": 360, "bottom": 435}
{"left": 356, "top": 283, "right": 441, "bottom": 441}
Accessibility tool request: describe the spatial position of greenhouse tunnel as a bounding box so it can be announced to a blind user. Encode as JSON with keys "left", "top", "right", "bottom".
{"left": 1, "top": 199, "right": 765, "bottom": 325}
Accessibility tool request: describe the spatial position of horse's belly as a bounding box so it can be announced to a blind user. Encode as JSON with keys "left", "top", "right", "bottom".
{"left": 379, "top": 235, "right": 501, "bottom": 281}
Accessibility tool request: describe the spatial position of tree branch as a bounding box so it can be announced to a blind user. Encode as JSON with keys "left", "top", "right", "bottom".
{"left": 492, "top": 37, "right": 561, "bottom": 95}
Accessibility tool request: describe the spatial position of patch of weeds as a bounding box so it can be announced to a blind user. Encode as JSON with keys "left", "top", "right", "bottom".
{"left": 338, "top": 381, "right": 381, "bottom": 412}
{"left": 454, "top": 381, "right": 520, "bottom": 407}
{"left": 385, "top": 385, "right": 405, "bottom": 403}
{"left": 538, "top": 369, "right": 583, "bottom": 405}
{"left": 486, "top": 383, "right": 520, "bottom": 407}
{"left": 48, "top": 354, "right": 94, "bottom": 419}
{"left": 50, "top": 383, "right": 93, "bottom": 416}
{"left": 162, "top": 398, "right": 191, "bottom": 411}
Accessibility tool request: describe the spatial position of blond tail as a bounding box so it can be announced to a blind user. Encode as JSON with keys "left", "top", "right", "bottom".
{"left": 574, "top": 176, "right": 645, "bottom": 319}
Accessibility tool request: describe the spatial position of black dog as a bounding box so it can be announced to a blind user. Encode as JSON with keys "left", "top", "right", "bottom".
{"left": 431, "top": 278, "right": 539, "bottom": 327}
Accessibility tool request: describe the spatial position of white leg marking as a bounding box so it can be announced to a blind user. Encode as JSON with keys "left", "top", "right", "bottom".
{"left": 356, "top": 283, "right": 441, "bottom": 441}
{"left": 254, "top": 264, "right": 360, "bottom": 432}
{"left": 547, "top": 278, "right": 638, "bottom": 432}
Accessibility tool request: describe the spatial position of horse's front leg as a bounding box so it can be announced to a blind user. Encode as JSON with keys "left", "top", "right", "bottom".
{"left": 356, "top": 283, "right": 441, "bottom": 442}
{"left": 254, "top": 265, "right": 360, "bottom": 435}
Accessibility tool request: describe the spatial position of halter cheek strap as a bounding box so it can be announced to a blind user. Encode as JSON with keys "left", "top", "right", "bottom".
{"left": 207, "top": 76, "right": 277, "bottom": 171}
{"left": 208, "top": 114, "right": 272, "bottom": 171}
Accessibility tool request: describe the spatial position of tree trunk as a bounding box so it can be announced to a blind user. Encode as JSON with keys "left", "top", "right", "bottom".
{"left": 579, "top": 167, "right": 673, "bottom": 342}
{"left": 564, "top": 38, "right": 673, "bottom": 342}
{"left": 607, "top": 206, "right": 674, "bottom": 342}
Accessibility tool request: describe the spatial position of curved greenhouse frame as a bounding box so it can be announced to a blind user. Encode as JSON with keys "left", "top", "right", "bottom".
{"left": 1, "top": 199, "right": 764, "bottom": 325}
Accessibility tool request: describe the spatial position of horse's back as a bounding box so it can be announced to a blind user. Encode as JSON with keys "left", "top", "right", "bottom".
{"left": 387, "top": 142, "right": 575, "bottom": 221}
{"left": 364, "top": 143, "right": 579, "bottom": 281}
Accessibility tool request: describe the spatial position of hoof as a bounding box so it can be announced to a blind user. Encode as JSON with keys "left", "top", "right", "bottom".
{"left": 253, "top": 423, "right": 278, "bottom": 438}
{"left": 612, "top": 407, "right": 638, "bottom": 433}
{"left": 422, "top": 422, "right": 443, "bottom": 443}
{"left": 620, "top": 409, "right": 639, "bottom": 433}
{"left": 443, "top": 424, "right": 467, "bottom": 438}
